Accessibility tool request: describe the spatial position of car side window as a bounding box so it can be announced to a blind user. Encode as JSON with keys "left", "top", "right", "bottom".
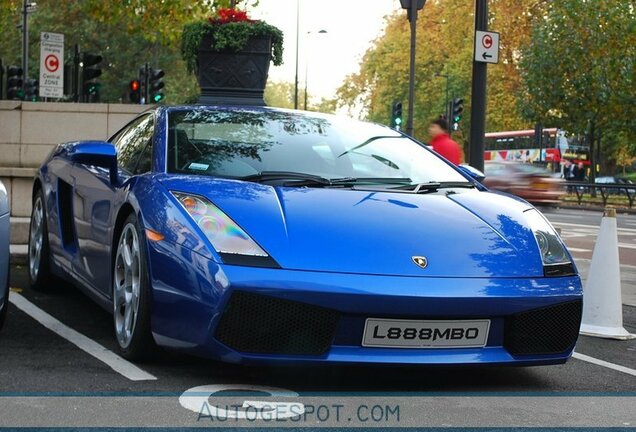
{"left": 112, "top": 114, "right": 154, "bottom": 173}
{"left": 134, "top": 141, "right": 153, "bottom": 174}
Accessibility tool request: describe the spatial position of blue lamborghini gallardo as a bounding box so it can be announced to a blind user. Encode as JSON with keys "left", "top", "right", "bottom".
{"left": 28, "top": 106, "right": 582, "bottom": 364}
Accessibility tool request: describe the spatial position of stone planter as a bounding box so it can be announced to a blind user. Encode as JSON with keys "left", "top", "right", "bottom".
{"left": 196, "top": 34, "right": 272, "bottom": 106}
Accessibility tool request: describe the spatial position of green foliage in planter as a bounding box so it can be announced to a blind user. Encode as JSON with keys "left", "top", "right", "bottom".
{"left": 181, "top": 20, "right": 284, "bottom": 74}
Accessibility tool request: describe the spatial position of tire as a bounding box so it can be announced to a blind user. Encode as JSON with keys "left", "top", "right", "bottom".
{"left": 112, "top": 213, "right": 156, "bottom": 361}
{"left": 0, "top": 272, "right": 9, "bottom": 331}
{"left": 29, "top": 188, "right": 54, "bottom": 291}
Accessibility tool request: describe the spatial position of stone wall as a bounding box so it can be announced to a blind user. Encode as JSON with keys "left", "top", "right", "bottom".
{"left": 0, "top": 101, "right": 148, "bottom": 244}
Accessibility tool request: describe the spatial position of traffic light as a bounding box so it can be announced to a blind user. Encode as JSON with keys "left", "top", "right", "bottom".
{"left": 82, "top": 52, "right": 102, "bottom": 102}
{"left": 139, "top": 65, "right": 148, "bottom": 104}
{"left": 149, "top": 68, "right": 165, "bottom": 103}
{"left": 451, "top": 97, "right": 464, "bottom": 131}
{"left": 6, "top": 65, "right": 24, "bottom": 100}
{"left": 24, "top": 78, "right": 38, "bottom": 101}
{"left": 391, "top": 101, "right": 403, "bottom": 129}
{"left": 129, "top": 79, "right": 141, "bottom": 104}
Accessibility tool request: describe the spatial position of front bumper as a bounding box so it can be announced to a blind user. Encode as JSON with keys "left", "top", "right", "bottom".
{"left": 149, "top": 250, "right": 583, "bottom": 366}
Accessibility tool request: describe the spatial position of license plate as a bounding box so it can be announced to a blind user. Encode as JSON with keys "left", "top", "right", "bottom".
{"left": 362, "top": 318, "right": 490, "bottom": 348}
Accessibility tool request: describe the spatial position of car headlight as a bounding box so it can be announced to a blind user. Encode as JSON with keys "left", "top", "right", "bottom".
{"left": 524, "top": 209, "right": 576, "bottom": 277}
{"left": 172, "top": 192, "right": 278, "bottom": 267}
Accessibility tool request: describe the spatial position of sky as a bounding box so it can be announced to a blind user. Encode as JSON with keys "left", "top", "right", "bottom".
{"left": 250, "top": 0, "right": 402, "bottom": 101}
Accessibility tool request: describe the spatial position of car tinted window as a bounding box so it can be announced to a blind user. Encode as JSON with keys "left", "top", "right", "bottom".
{"left": 114, "top": 114, "right": 154, "bottom": 173}
{"left": 134, "top": 141, "right": 153, "bottom": 174}
{"left": 166, "top": 109, "right": 468, "bottom": 184}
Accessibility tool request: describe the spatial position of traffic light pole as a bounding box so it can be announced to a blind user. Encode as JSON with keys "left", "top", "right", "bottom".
{"left": 21, "top": 0, "right": 28, "bottom": 93}
{"left": 73, "top": 44, "right": 80, "bottom": 102}
{"left": 143, "top": 63, "right": 150, "bottom": 103}
{"left": 405, "top": 0, "right": 418, "bottom": 137}
{"left": 468, "top": 0, "right": 488, "bottom": 172}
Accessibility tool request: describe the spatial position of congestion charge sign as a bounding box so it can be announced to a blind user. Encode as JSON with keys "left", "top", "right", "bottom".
{"left": 39, "top": 32, "right": 64, "bottom": 98}
{"left": 474, "top": 30, "right": 500, "bottom": 64}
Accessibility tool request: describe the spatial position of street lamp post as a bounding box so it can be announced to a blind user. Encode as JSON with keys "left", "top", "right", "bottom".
{"left": 19, "top": 0, "right": 37, "bottom": 93}
{"left": 400, "top": 0, "right": 426, "bottom": 137}
{"left": 304, "top": 29, "right": 327, "bottom": 111}
{"left": 293, "top": 0, "right": 300, "bottom": 109}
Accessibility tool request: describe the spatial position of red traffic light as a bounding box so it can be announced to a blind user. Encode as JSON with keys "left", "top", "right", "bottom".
{"left": 130, "top": 80, "right": 140, "bottom": 91}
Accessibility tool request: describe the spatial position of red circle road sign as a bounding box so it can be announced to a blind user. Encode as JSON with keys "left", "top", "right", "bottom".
{"left": 482, "top": 34, "right": 493, "bottom": 49}
{"left": 45, "top": 54, "right": 60, "bottom": 73}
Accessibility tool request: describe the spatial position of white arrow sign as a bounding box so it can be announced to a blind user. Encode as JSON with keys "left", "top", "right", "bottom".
{"left": 474, "top": 30, "right": 499, "bottom": 64}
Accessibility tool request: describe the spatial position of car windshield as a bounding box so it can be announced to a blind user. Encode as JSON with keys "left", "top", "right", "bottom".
{"left": 166, "top": 108, "right": 468, "bottom": 185}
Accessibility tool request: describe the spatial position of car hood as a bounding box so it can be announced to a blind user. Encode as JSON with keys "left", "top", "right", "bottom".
{"left": 159, "top": 176, "right": 544, "bottom": 278}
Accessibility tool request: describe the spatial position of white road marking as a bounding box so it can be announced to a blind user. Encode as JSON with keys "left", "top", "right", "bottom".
{"left": 9, "top": 292, "right": 157, "bottom": 382}
{"left": 574, "top": 257, "right": 636, "bottom": 270}
{"left": 572, "top": 352, "right": 636, "bottom": 377}
{"left": 180, "top": 384, "right": 303, "bottom": 419}
{"left": 553, "top": 221, "right": 636, "bottom": 234}
{"left": 567, "top": 247, "right": 592, "bottom": 253}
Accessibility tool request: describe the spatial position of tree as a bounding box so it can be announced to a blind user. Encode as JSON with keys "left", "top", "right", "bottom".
{"left": 336, "top": 0, "right": 539, "bottom": 145}
{"left": 264, "top": 81, "right": 335, "bottom": 113}
{"left": 520, "top": 0, "right": 636, "bottom": 177}
{"left": 264, "top": 81, "right": 304, "bottom": 109}
{"left": 0, "top": 0, "right": 207, "bottom": 103}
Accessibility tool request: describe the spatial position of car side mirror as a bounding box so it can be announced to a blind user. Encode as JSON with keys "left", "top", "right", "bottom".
{"left": 458, "top": 164, "right": 486, "bottom": 182}
{"left": 68, "top": 141, "right": 118, "bottom": 185}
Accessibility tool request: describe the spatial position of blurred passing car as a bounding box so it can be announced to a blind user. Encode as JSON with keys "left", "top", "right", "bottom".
{"left": 0, "top": 181, "right": 9, "bottom": 331}
{"left": 484, "top": 161, "right": 564, "bottom": 204}
{"left": 595, "top": 176, "right": 636, "bottom": 195}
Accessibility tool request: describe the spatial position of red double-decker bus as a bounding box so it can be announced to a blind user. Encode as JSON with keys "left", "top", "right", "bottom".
{"left": 484, "top": 128, "right": 590, "bottom": 171}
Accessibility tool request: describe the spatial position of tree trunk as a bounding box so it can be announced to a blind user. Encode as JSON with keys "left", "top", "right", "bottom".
{"left": 589, "top": 120, "right": 596, "bottom": 197}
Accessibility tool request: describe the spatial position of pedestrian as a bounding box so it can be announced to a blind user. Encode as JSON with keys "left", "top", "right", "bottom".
{"left": 563, "top": 159, "right": 575, "bottom": 181}
{"left": 575, "top": 162, "right": 586, "bottom": 181}
{"left": 428, "top": 118, "right": 462, "bottom": 165}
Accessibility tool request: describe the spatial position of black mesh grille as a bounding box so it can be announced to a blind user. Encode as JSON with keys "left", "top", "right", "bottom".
{"left": 215, "top": 291, "right": 340, "bottom": 356}
{"left": 504, "top": 300, "right": 582, "bottom": 355}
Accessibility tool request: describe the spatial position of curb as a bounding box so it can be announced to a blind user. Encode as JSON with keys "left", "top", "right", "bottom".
{"left": 10, "top": 245, "right": 27, "bottom": 266}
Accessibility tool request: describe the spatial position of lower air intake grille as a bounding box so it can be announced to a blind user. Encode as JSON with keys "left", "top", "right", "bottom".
{"left": 504, "top": 299, "right": 582, "bottom": 356}
{"left": 215, "top": 291, "right": 340, "bottom": 356}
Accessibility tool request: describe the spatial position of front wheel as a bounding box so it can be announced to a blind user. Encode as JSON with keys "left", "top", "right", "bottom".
{"left": 0, "top": 272, "right": 9, "bottom": 331}
{"left": 29, "top": 189, "right": 53, "bottom": 291}
{"left": 112, "top": 213, "right": 156, "bottom": 361}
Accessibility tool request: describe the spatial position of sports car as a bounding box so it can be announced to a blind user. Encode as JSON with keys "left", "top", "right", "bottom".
{"left": 29, "top": 106, "right": 583, "bottom": 365}
{"left": 0, "top": 180, "right": 9, "bottom": 331}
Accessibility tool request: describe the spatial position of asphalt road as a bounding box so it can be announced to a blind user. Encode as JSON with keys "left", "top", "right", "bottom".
{"left": 542, "top": 207, "right": 636, "bottom": 266}
{"left": 1, "top": 207, "right": 635, "bottom": 428}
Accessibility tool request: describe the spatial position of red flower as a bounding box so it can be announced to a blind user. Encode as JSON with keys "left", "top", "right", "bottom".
{"left": 210, "top": 8, "right": 252, "bottom": 24}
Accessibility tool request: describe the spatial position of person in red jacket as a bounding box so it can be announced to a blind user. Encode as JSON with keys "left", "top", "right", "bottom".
{"left": 428, "top": 118, "right": 463, "bottom": 165}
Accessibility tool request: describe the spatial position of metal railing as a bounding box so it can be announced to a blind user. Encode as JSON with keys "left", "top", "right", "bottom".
{"left": 562, "top": 182, "right": 636, "bottom": 208}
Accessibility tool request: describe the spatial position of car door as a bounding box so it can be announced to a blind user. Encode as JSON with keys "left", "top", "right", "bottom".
{"left": 72, "top": 113, "right": 155, "bottom": 296}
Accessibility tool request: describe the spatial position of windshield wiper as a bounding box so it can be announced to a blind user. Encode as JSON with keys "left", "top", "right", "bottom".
{"left": 337, "top": 136, "right": 405, "bottom": 158}
{"left": 241, "top": 172, "right": 411, "bottom": 187}
{"left": 390, "top": 181, "right": 475, "bottom": 194}
{"left": 241, "top": 171, "right": 344, "bottom": 185}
